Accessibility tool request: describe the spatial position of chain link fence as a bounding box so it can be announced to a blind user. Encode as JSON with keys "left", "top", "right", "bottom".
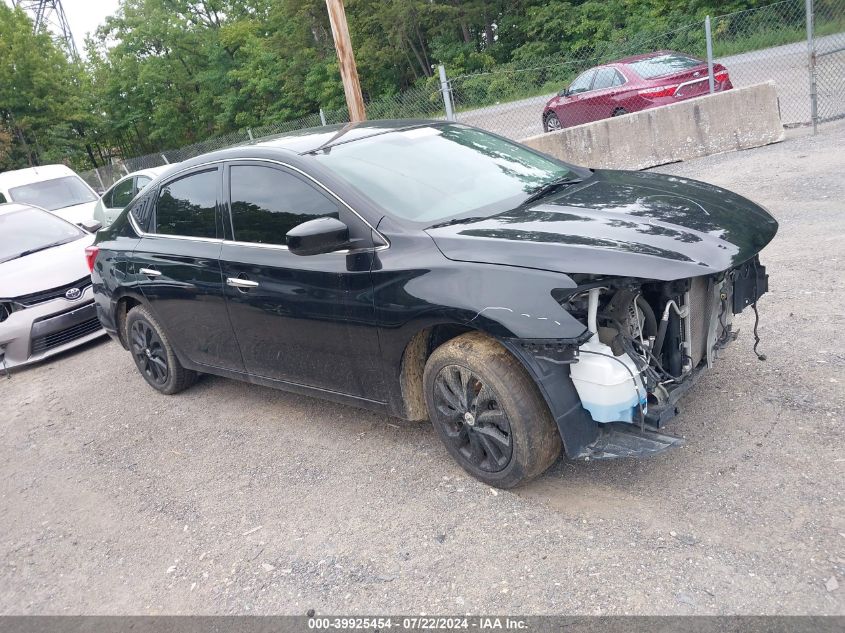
{"left": 449, "top": 22, "right": 708, "bottom": 139}
{"left": 80, "top": 83, "right": 446, "bottom": 191}
{"left": 814, "top": 0, "right": 845, "bottom": 121}
{"left": 450, "top": 0, "right": 844, "bottom": 138}
{"left": 80, "top": 0, "right": 844, "bottom": 192}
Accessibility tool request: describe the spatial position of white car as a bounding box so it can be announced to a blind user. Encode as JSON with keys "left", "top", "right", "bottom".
{"left": 92, "top": 166, "right": 170, "bottom": 228}
{"left": 0, "top": 203, "right": 106, "bottom": 371}
{"left": 0, "top": 164, "right": 100, "bottom": 226}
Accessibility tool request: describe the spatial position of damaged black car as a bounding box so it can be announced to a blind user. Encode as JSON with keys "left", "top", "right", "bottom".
{"left": 89, "top": 121, "right": 777, "bottom": 488}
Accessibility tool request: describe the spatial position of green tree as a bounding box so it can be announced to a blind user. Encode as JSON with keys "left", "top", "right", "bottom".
{"left": 0, "top": 4, "right": 95, "bottom": 170}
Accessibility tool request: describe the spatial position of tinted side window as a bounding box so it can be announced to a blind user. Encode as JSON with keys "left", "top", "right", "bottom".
{"left": 612, "top": 70, "right": 625, "bottom": 86}
{"left": 155, "top": 170, "right": 218, "bottom": 238}
{"left": 0, "top": 192, "right": 6, "bottom": 204}
{"left": 229, "top": 166, "right": 339, "bottom": 245}
{"left": 111, "top": 178, "right": 135, "bottom": 208}
{"left": 568, "top": 70, "right": 595, "bottom": 94}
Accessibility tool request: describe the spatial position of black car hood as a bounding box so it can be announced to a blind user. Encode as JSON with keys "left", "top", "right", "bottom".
{"left": 425, "top": 170, "right": 778, "bottom": 281}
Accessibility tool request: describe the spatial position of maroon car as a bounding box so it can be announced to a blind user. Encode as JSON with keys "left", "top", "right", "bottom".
{"left": 542, "top": 50, "right": 733, "bottom": 132}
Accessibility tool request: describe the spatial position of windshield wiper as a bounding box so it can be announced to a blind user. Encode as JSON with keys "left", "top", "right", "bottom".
{"left": 523, "top": 176, "right": 583, "bottom": 205}
{"left": 303, "top": 122, "right": 360, "bottom": 155}
{"left": 427, "top": 216, "right": 487, "bottom": 229}
{"left": 14, "top": 240, "right": 71, "bottom": 259}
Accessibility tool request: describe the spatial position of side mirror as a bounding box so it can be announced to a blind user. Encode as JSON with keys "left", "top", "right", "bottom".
{"left": 559, "top": 88, "right": 568, "bottom": 97}
{"left": 286, "top": 216, "right": 351, "bottom": 256}
{"left": 79, "top": 220, "right": 103, "bottom": 233}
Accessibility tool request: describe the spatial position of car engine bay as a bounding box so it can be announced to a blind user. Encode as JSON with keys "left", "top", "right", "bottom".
{"left": 561, "top": 255, "right": 769, "bottom": 428}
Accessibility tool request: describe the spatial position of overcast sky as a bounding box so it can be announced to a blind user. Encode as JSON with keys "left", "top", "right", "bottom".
{"left": 62, "top": 0, "right": 122, "bottom": 53}
{"left": 6, "top": 0, "right": 122, "bottom": 54}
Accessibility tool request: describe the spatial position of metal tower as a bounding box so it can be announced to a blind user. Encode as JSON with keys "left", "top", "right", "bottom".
{"left": 14, "top": 0, "right": 80, "bottom": 61}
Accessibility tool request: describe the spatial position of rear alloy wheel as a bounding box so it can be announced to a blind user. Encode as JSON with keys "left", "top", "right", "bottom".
{"left": 544, "top": 112, "right": 562, "bottom": 132}
{"left": 423, "top": 332, "right": 561, "bottom": 488}
{"left": 612, "top": 107, "right": 629, "bottom": 117}
{"left": 126, "top": 305, "right": 197, "bottom": 395}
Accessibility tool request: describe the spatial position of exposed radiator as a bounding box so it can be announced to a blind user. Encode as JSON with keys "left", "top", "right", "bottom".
{"left": 686, "top": 276, "right": 712, "bottom": 370}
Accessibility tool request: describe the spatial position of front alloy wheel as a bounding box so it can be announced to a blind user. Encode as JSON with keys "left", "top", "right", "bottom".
{"left": 432, "top": 365, "right": 513, "bottom": 473}
{"left": 423, "top": 332, "right": 562, "bottom": 488}
{"left": 544, "top": 112, "right": 562, "bottom": 132}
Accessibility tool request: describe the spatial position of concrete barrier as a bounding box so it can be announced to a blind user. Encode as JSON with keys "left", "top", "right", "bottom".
{"left": 520, "top": 81, "right": 785, "bottom": 170}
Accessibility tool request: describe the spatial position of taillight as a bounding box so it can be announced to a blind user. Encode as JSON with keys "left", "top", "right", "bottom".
{"left": 715, "top": 70, "right": 729, "bottom": 83}
{"left": 639, "top": 85, "right": 678, "bottom": 98}
{"left": 85, "top": 245, "right": 99, "bottom": 273}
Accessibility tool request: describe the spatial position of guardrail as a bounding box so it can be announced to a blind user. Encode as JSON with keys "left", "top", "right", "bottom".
{"left": 520, "top": 82, "right": 785, "bottom": 171}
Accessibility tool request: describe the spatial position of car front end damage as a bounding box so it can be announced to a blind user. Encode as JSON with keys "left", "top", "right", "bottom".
{"left": 504, "top": 255, "right": 769, "bottom": 460}
{"left": 423, "top": 167, "right": 777, "bottom": 460}
{"left": 0, "top": 277, "right": 105, "bottom": 374}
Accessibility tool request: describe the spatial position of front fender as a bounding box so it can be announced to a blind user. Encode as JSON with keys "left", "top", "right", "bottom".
{"left": 371, "top": 237, "right": 593, "bottom": 427}
{"left": 500, "top": 339, "right": 599, "bottom": 459}
{"left": 374, "top": 259, "right": 588, "bottom": 341}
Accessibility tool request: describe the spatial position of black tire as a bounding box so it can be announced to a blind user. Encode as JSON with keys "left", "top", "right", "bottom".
{"left": 423, "top": 332, "right": 562, "bottom": 488}
{"left": 544, "top": 112, "right": 562, "bottom": 133}
{"left": 612, "top": 107, "right": 628, "bottom": 117}
{"left": 125, "top": 305, "right": 197, "bottom": 395}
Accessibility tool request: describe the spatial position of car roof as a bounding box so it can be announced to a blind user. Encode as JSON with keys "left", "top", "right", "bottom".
{"left": 0, "top": 164, "right": 79, "bottom": 189}
{"left": 252, "top": 119, "right": 439, "bottom": 153}
{"left": 108, "top": 165, "right": 171, "bottom": 189}
{"left": 168, "top": 119, "right": 444, "bottom": 173}
{"left": 133, "top": 166, "right": 170, "bottom": 178}
{"left": 613, "top": 49, "right": 699, "bottom": 65}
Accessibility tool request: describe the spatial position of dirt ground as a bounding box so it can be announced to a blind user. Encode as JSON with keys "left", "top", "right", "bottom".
{"left": 1, "top": 121, "right": 843, "bottom": 616}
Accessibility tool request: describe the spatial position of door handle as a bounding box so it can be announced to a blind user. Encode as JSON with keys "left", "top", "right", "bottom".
{"left": 226, "top": 277, "right": 259, "bottom": 289}
{"left": 139, "top": 268, "right": 162, "bottom": 277}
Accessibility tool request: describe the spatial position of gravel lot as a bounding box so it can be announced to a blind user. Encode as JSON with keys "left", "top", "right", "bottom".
{"left": 1, "top": 121, "right": 844, "bottom": 616}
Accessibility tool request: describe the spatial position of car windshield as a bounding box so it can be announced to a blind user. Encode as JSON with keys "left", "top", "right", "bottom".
{"left": 9, "top": 175, "right": 97, "bottom": 211}
{"left": 311, "top": 124, "right": 579, "bottom": 224}
{"left": 629, "top": 53, "right": 702, "bottom": 79}
{"left": 0, "top": 207, "right": 84, "bottom": 264}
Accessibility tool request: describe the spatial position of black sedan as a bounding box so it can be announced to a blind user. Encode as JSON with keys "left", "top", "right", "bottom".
{"left": 89, "top": 120, "right": 777, "bottom": 488}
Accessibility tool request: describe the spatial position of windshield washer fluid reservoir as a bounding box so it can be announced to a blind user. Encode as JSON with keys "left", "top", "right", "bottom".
{"left": 570, "top": 288, "right": 647, "bottom": 423}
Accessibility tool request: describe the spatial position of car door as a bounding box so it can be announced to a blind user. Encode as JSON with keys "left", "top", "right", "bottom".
{"left": 103, "top": 176, "right": 137, "bottom": 227}
{"left": 132, "top": 165, "right": 245, "bottom": 373}
{"left": 555, "top": 69, "right": 596, "bottom": 127}
{"left": 577, "top": 66, "right": 623, "bottom": 123}
{"left": 218, "top": 161, "right": 384, "bottom": 399}
{"left": 136, "top": 175, "right": 152, "bottom": 191}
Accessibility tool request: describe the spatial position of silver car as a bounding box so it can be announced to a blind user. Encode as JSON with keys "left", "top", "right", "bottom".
{"left": 0, "top": 203, "right": 105, "bottom": 372}
{"left": 92, "top": 166, "right": 169, "bottom": 229}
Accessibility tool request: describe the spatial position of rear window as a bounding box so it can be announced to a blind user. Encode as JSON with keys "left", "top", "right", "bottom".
{"left": 628, "top": 53, "right": 702, "bottom": 79}
{"left": 9, "top": 176, "right": 97, "bottom": 211}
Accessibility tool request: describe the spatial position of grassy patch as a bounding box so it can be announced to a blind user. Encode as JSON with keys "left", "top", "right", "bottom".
{"left": 713, "top": 20, "right": 845, "bottom": 57}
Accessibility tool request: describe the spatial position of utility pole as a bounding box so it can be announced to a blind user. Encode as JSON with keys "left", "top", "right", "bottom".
{"left": 325, "top": 0, "right": 366, "bottom": 122}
